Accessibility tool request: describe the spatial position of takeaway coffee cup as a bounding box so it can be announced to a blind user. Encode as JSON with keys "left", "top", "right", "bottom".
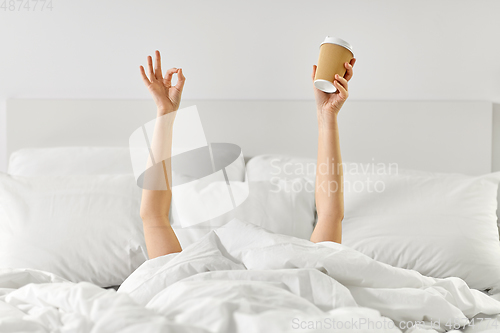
{"left": 314, "top": 36, "right": 355, "bottom": 93}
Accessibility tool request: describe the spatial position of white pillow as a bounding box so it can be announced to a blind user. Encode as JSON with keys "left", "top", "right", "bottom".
{"left": 172, "top": 178, "right": 316, "bottom": 248}
{"left": 9, "top": 146, "right": 247, "bottom": 182}
{"left": 247, "top": 154, "right": 500, "bottom": 291}
{"left": 246, "top": 154, "right": 316, "bottom": 182}
{"left": 8, "top": 147, "right": 134, "bottom": 176}
{"left": 246, "top": 154, "right": 500, "bottom": 222}
{"left": 341, "top": 171, "right": 500, "bottom": 292}
{"left": 0, "top": 173, "right": 147, "bottom": 287}
{"left": 388, "top": 167, "right": 500, "bottom": 226}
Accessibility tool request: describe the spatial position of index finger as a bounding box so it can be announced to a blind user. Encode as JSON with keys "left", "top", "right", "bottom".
{"left": 164, "top": 68, "right": 178, "bottom": 87}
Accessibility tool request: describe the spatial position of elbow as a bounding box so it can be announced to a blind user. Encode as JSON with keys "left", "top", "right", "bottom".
{"left": 139, "top": 209, "right": 150, "bottom": 221}
{"left": 329, "top": 213, "right": 344, "bottom": 225}
{"left": 316, "top": 209, "right": 344, "bottom": 225}
{"left": 338, "top": 211, "right": 344, "bottom": 223}
{"left": 140, "top": 191, "right": 172, "bottom": 221}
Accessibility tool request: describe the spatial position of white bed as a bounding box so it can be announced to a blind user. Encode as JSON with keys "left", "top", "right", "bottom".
{"left": 1, "top": 99, "right": 500, "bottom": 333}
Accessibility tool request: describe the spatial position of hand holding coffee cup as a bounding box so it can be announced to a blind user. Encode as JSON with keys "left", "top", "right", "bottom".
{"left": 312, "top": 43, "right": 355, "bottom": 116}
{"left": 314, "top": 37, "right": 355, "bottom": 93}
{"left": 312, "top": 60, "right": 355, "bottom": 117}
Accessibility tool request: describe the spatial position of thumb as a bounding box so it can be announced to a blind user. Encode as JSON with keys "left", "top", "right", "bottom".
{"left": 175, "top": 68, "right": 185, "bottom": 91}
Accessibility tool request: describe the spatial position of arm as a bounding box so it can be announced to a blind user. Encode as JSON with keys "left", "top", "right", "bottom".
{"left": 139, "top": 50, "right": 185, "bottom": 259}
{"left": 310, "top": 58, "right": 356, "bottom": 244}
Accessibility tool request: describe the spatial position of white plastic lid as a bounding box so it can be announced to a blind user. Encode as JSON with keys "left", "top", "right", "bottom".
{"left": 314, "top": 79, "right": 337, "bottom": 93}
{"left": 320, "top": 36, "right": 355, "bottom": 57}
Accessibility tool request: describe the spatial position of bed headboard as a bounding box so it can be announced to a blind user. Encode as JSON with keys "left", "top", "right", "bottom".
{"left": 6, "top": 99, "right": 498, "bottom": 175}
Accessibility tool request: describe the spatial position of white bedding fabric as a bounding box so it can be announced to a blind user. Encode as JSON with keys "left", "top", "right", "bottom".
{"left": 341, "top": 172, "right": 500, "bottom": 293}
{"left": 245, "top": 154, "right": 500, "bottom": 293}
{"left": 0, "top": 173, "right": 148, "bottom": 287}
{"left": 172, "top": 178, "right": 316, "bottom": 248}
{"left": 2, "top": 219, "right": 500, "bottom": 333}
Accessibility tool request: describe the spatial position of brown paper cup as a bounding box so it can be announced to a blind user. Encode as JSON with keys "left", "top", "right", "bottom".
{"left": 314, "top": 37, "right": 354, "bottom": 93}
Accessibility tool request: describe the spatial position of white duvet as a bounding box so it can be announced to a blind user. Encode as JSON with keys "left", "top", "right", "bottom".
{"left": 1, "top": 219, "right": 500, "bottom": 333}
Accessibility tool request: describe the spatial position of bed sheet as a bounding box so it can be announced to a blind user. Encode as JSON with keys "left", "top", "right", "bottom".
{"left": 462, "top": 292, "right": 500, "bottom": 333}
{"left": 2, "top": 219, "right": 500, "bottom": 333}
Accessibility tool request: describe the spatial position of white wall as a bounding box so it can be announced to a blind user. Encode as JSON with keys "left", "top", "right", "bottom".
{"left": 1, "top": 0, "right": 499, "bottom": 171}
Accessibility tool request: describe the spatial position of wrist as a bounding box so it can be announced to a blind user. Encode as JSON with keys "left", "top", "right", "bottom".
{"left": 317, "top": 110, "right": 339, "bottom": 129}
{"left": 157, "top": 107, "right": 177, "bottom": 116}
